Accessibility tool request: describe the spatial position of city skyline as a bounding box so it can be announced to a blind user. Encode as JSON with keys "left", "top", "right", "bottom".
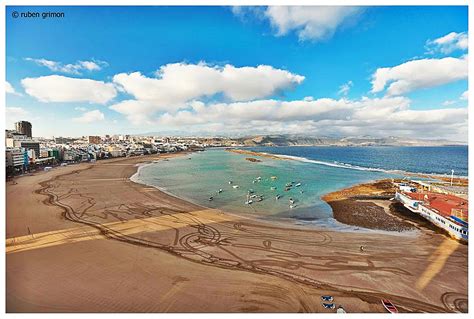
{"left": 6, "top": 6, "right": 468, "bottom": 141}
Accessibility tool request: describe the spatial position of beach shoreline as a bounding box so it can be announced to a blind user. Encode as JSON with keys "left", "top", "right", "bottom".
{"left": 6, "top": 152, "right": 468, "bottom": 313}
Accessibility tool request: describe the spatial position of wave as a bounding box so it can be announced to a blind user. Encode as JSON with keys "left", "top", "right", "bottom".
{"left": 256, "top": 151, "right": 468, "bottom": 178}
{"left": 260, "top": 152, "right": 409, "bottom": 175}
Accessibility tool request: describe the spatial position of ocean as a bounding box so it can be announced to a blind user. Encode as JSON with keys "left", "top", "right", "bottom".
{"left": 132, "top": 146, "right": 467, "bottom": 229}
{"left": 248, "top": 146, "right": 468, "bottom": 177}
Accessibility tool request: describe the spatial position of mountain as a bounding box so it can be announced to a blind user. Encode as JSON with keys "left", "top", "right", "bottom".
{"left": 233, "top": 135, "right": 466, "bottom": 147}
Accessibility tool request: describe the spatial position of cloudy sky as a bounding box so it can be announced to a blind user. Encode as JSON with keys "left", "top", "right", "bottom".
{"left": 5, "top": 6, "right": 468, "bottom": 141}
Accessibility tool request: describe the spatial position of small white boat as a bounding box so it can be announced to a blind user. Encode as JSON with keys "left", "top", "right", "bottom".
{"left": 229, "top": 181, "right": 233, "bottom": 184}
{"left": 275, "top": 194, "right": 281, "bottom": 200}
{"left": 245, "top": 200, "right": 253, "bottom": 205}
{"left": 233, "top": 185, "right": 239, "bottom": 189}
{"left": 209, "top": 197, "right": 214, "bottom": 201}
{"left": 290, "top": 204, "right": 296, "bottom": 209}
{"left": 337, "top": 306, "right": 346, "bottom": 313}
{"left": 270, "top": 187, "right": 276, "bottom": 190}
{"left": 295, "top": 183, "right": 301, "bottom": 187}
{"left": 271, "top": 176, "right": 277, "bottom": 180}
{"left": 218, "top": 189, "right": 223, "bottom": 193}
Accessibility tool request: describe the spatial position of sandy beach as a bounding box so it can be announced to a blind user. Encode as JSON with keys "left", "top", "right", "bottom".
{"left": 6, "top": 153, "right": 468, "bottom": 313}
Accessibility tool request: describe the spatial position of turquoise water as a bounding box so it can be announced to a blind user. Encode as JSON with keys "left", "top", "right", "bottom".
{"left": 134, "top": 149, "right": 395, "bottom": 228}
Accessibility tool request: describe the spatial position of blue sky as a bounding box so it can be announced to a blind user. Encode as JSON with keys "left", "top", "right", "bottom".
{"left": 5, "top": 6, "right": 468, "bottom": 141}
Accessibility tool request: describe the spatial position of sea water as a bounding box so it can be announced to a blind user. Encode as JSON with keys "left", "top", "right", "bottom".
{"left": 250, "top": 146, "right": 468, "bottom": 177}
{"left": 133, "top": 146, "right": 467, "bottom": 229}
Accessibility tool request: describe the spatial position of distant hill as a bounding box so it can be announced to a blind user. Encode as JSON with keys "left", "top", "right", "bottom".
{"left": 234, "top": 135, "right": 466, "bottom": 147}
{"left": 136, "top": 131, "right": 466, "bottom": 147}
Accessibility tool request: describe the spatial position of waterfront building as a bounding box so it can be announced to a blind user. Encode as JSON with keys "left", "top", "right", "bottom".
{"left": 20, "top": 141, "right": 40, "bottom": 160}
{"left": 395, "top": 189, "right": 468, "bottom": 241}
{"left": 48, "top": 149, "right": 61, "bottom": 160}
{"left": 5, "top": 148, "right": 27, "bottom": 175}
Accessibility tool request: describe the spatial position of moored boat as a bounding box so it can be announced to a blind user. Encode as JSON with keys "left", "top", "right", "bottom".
{"left": 381, "top": 299, "right": 398, "bottom": 313}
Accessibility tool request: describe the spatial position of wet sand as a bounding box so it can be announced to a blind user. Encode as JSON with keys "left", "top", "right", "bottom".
{"left": 6, "top": 154, "right": 468, "bottom": 313}
{"left": 322, "top": 180, "right": 467, "bottom": 241}
{"left": 322, "top": 180, "right": 415, "bottom": 232}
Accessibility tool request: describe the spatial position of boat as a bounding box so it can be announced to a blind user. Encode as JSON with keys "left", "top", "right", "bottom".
{"left": 248, "top": 189, "right": 254, "bottom": 193}
{"left": 290, "top": 204, "right": 296, "bottom": 209}
{"left": 270, "top": 187, "right": 276, "bottom": 190}
{"left": 285, "top": 182, "right": 293, "bottom": 187}
{"left": 381, "top": 299, "right": 398, "bottom": 313}
{"left": 228, "top": 181, "right": 233, "bottom": 184}
{"left": 276, "top": 194, "right": 281, "bottom": 200}
{"left": 218, "top": 189, "right": 223, "bottom": 193}
{"left": 295, "top": 183, "right": 301, "bottom": 187}
{"left": 300, "top": 190, "right": 304, "bottom": 194}
{"left": 233, "top": 185, "right": 239, "bottom": 189}
{"left": 322, "top": 303, "right": 335, "bottom": 309}
{"left": 209, "top": 197, "right": 214, "bottom": 201}
{"left": 321, "top": 296, "right": 333, "bottom": 302}
{"left": 271, "top": 176, "right": 277, "bottom": 180}
{"left": 256, "top": 196, "right": 263, "bottom": 202}
{"left": 336, "top": 306, "right": 346, "bottom": 313}
{"left": 245, "top": 193, "right": 253, "bottom": 205}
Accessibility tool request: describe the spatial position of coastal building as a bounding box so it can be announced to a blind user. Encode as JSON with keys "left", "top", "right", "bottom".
{"left": 88, "top": 136, "right": 102, "bottom": 144}
{"left": 15, "top": 121, "right": 32, "bottom": 138}
{"left": 395, "top": 189, "right": 468, "bottom": 241}
{"left": 411, "top": 180, "right": 468, "bottom": 199}
{"left": 6, "top": 148, "right": 27, "bottom": 175}
{"left": 20, "top": 141, "right": 40, "bottom": 160}
{"left": 54, "top": 137, "right": 77, "bottom": 144}
{"left": 48, "top": 149, "right": 61, "bottom": 161}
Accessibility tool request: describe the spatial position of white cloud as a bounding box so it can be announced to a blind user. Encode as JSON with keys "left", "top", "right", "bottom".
{"left": 442, "top": 100, "right": 456, "bottom": 106}
{"left": 426, "top": 32, "right": 468, "bottom": 54}
{"left": 5, "top": 81, "right": 21, "bottom": 96}
{"left": 461, "top": 90, "right": 468, "bottom": 100}
{"left": 22, "top": 75, "right": 117, "bottom": 104}
{"left": 116, "top": 95, "right": 466, "bottom": 141}
{"left": 111, "top": 62, "right": 304, "bottom": 122}
{"left": 338, "top": 80, "right": 353, "bottom": 96}
{"left": 25, "top": 58, "right": 107, "bottom": 75}
{"left": 5, "top": 106, "right": 31, "bottom": 130}
{"left": 371, "top": 56, "right": 468, "bottom": 96}
{"left": 73, "top": 109, "right": 105, "bottom": 123}
{"left": 260, "top": 6, "right": 363, "bottom": 41}
{"left": 6, "top": 106, "right": 29, "bottom": 119}
{"left": 74, "top": 106, "right": 88, "bottom": 112}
